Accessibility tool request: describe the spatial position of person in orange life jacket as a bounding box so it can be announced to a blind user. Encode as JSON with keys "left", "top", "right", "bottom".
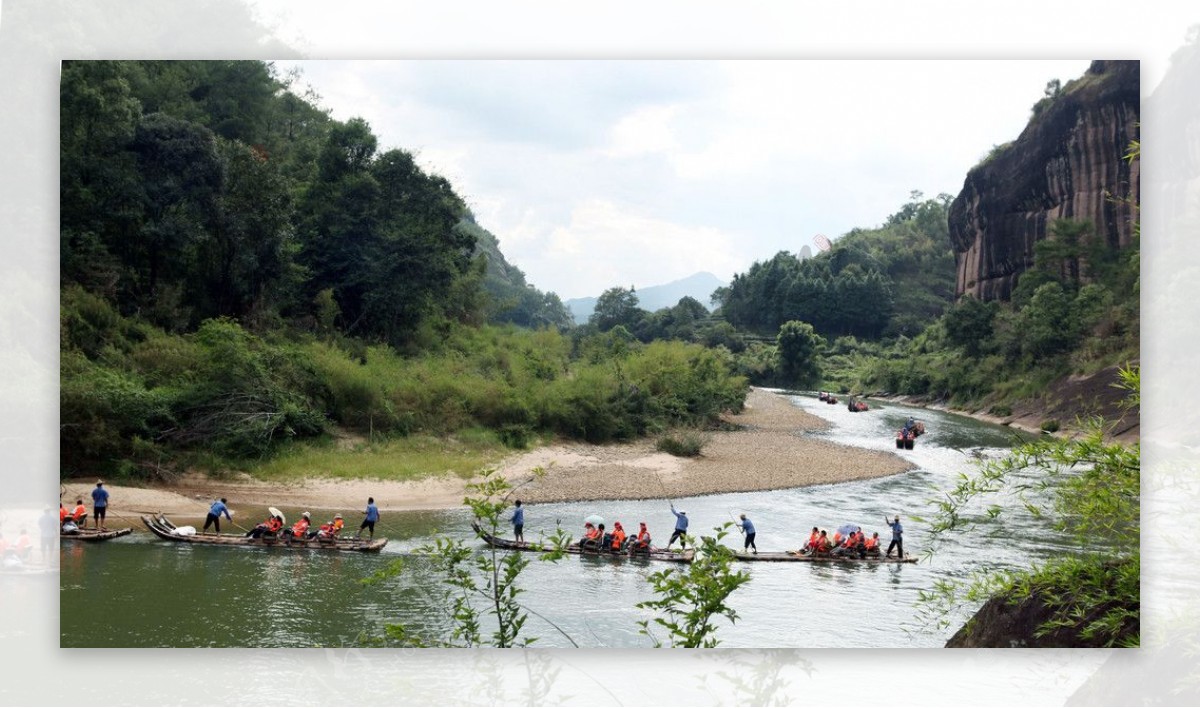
{"left": 814, "top": 530, "right": 832, "bottom": 554}
{"left": 247, "top": 513, "right": 283, "bottom": 538}
{"left": 59, "top": 504, "right": 68, "bottom": 526}
{"left": 832, "top": 530, "right": 843, "bottom": 547}
{"left": 286, "top": 512, "right": 313, "bottom": 539}
{"left": 632, "top": 522, "right": 652, "bottom": 551}
{"left": 667, "top": 502, "right": 689, "bottom": 550}
{"left": 71, "top": 500, "right": 88, "bottom": 525}
{"left": 610, "top": 522, "right": 627, "bottom": 551}
{"left": 864, "top": 532, "right": 881, "bottom": 557}
{"left": 582, "top": 522, "right": 598, "bottom": 542}
{"left": 317, "top": 514, "right": 344, "bottom": 541}
{"left": 801, "top": 526, "right": 820, "bottom": 554}
{"left": 594, "top": 524, "right": 608, "bottom": 549}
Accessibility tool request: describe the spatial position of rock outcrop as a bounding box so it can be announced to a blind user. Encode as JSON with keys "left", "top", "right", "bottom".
{"left": 949, "top": 60, "right": 1140, "bottom": 302}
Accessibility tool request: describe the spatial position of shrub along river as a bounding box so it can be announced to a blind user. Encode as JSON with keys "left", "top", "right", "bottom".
{"left": 60, "top": 393, "right": 1066, "bottom": 648}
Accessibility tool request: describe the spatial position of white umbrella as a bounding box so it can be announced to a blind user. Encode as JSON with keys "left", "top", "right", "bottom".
{"left": 269, "top": 507, "right": 285, "bottom": 525}
{"left": 583, "top": 514, "right": 604, "bottom": 526}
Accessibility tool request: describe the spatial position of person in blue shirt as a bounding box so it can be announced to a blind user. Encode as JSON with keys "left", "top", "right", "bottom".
{"left": 885, "top": 515, "right": 904, "bottom": 559}
{"left": 739, "top": 513, "right": 757, "bottom": 554}
{"left": 666, "top": 502, "right": 689, "bottom": 550}
{"left": 203, "top": 498, "right": 232, "bottom": 534}
{"left": 357, "top": 497, "right": 380, "bottom": 539}
{"left": 91, "top": 480, "right": 110, "bottom": 531}
{"left": 511, "top": 500, "right": 525, "bottom": 542}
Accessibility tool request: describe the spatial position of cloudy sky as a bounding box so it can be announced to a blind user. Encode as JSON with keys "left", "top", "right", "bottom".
{"left": 276, "top": 59, "right": 1094, "bottom": 300}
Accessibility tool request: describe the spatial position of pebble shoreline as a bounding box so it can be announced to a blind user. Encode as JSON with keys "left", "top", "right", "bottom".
{"left": 59, "top": 388, "right": 915, "bottom": 517}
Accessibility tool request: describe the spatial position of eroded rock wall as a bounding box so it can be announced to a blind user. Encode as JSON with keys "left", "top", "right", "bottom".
{"left": 950, "top": 60, "right": 1140, "bottom": 302}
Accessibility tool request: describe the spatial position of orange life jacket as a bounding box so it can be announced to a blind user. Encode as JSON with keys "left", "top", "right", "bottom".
{"left": 72, "top": 505, "right": 87, "bottom": 521}
{"left": 612, "top": 529, "right": 626, "bottom": 549}
{"left": 816, "top": 536, "right": 831, "bottom": 552}
{"left": 806, "top": 531, "right": 820, "bottom": 548}
{"left": 266, "top": 517, "right": 282, "bottom": 533}
{"left": 60, "top": 507, "right": 68, "bottom": 524}
{"left": 584, "top": 527, "right": 599, "bottom": 541}
{"left": 332, "top": 519, "right": 344, "bottom": 533}
{"left": 292, "top": 518, "right": 310, "bottom": 536}
{"left": 832, "top": 532, "right": 843, "bottom": 546}
{"left": 864, "top": 536, "right": 878, "bottom": 550}
{"left": 636, "top": 528, "right": 650, "bottom": 546}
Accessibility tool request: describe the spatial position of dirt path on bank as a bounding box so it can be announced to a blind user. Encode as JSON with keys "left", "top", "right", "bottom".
{"left": 60, "top": 388, "right": 914, "bottom": 522}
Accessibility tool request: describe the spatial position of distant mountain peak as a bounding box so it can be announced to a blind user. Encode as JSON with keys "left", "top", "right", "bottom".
{"left": 565, "top": 272, "right": 727, "bottom": 324}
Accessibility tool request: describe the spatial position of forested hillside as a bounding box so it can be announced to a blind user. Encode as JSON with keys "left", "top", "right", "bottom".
{"left": 59, "top": 60, "right": 747, "bottom": 479}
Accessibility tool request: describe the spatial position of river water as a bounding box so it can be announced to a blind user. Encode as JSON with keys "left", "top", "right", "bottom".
{"left": 59, "top": 393, "right": 1062, "bottom": 648}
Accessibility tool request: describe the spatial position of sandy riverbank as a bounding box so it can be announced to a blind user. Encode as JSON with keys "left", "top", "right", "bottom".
{"left": 60, "top": 388, "right": 914, "bottom": 521}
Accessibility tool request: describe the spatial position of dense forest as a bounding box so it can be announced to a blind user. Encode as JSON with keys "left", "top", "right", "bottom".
{"left": 60, "top": 59, "right": 1139, "bottom": 480}
{"left": 59, "top": 60, "right": 746, "bottom": 479}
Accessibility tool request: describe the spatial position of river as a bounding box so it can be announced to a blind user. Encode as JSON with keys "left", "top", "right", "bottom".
{"left": 59, "top": 393, "right": 1060, "bottom": 648}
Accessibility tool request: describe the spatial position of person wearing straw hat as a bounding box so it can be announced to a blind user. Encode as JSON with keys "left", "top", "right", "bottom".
{"left": 90, "top": 480, "right": 109, "bottom": 530}
{"left": 203, "top": 498, "right": 232, "bottom": 534}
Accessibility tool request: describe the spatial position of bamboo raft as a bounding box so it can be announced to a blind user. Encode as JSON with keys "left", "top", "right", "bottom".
{"left": 60, "top": 527, "right": 133, "bottom": 542}
{"left": 734, "top": 550, "right": 917, "bottom": 564}
{"left": 142, "top": 514, "right": 387, "bottom": 552}
{"left": 472, "top": 522, "right": 694, "bottom": 563}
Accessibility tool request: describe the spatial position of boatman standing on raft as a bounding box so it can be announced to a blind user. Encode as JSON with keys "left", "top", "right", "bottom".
{"left": 885, "top": 514, "right": 904, "bottom": 559}
{"left": 739, "top": 513, "right": 757, "bottom": 554}
{"left": 91, "top": 480, "right": 109, "bottom": 531}
{"left": 358, "top": 497, "right": 380, "bottom": 540}
{"left": 666, "top": 502, "right": 689, "bottom": 550}
{"left": 511, "top": 500, "right": 524, "bottom": 542}
{"left": 203, "top": 498, "right": 232, "bottom": 534}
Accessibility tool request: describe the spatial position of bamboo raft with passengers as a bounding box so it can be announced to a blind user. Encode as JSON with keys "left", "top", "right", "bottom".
{"left": 472, "top": 522, "right": 694, "bottom": 563}
{"left": 142, "top": 514, "right": 388, "bottom": 552}
{"left": 733, "top": 550, "right": 916, "bottom": 563}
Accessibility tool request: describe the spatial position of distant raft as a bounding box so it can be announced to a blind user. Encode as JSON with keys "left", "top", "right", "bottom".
{"left": 472, "top": 522, "right": 694, "bottom": 563}
{"left": 141, "top": 514, "right": 387, "bottom": 552}
{"left": 60, "top": 527, "right": 132, "bottom": 542}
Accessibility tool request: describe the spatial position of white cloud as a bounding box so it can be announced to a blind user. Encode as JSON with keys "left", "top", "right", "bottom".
{"left": 521, "top": 199, "right": 746, "bottom": 298}
{"left": 604, "top": 105, "right": 681, "bottom": 158}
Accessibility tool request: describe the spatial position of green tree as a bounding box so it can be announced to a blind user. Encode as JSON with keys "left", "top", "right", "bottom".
{"left": 589, "top": 286, "right": 644, "bottom": 332}
{"left": 942, "top": 295, "right": 999, "bottom": 356}
{"left": 637, "top": 523, "right": 752, "bottom": 648}
{"left": 363, "top": 468, "right": 573, "bottom": 648}
{"left": 776, "top": 320, "right": 824, "bottom": 387}
{"left": 919, "top": 366, "right": 1139, "bottom": 647}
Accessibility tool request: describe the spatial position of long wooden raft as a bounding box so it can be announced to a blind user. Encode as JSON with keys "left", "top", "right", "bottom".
{"left": 734, "top": 551, "right": 917, "bottom": 563}
{"left": 142, "top": 514, "right": 387, "bottom": 552}
{"left": 472, "top": 522, "right": 694, "bottom": 563}
{"left": 60, "top": 527, "right": 133, "bottom": 542}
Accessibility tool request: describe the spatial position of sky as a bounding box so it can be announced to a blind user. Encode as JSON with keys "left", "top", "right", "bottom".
{"left": 274, "top": 59, "right": 1093, "bottom": 300}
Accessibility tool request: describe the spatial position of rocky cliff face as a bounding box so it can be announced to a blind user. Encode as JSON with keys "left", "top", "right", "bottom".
{"left": 949, "top": 60, "right": 1140, "bottom": 302}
